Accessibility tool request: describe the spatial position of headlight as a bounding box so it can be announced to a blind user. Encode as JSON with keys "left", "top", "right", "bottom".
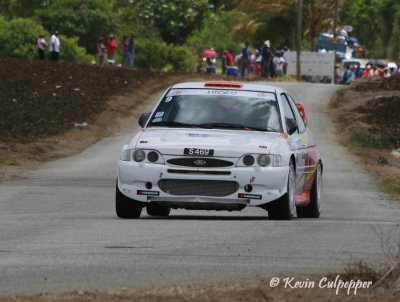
{"left": 236, "top": 153, "right": 280, "bottom": 167}
{"left": 127, "top": 149, "right": 165, "bottom": 164}
{"left": 133, "top": 149, "right": 146, "bottom": 162}
{"left": 147, "top": 151, "right": 159, "bottom": 162}
{"left": 243, "top": 154, "right": 255, "bottom": 166}
{"left": 257, "top": 154, "right": 271, "bottom": 166}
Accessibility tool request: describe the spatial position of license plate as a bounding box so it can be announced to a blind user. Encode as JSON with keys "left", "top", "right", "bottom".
{"left": 184, "top": 148, "right": 214, "bottom": 156}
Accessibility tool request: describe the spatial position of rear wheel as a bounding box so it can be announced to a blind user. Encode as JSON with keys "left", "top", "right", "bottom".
{"left": 268, "top": 160, "right": 296, "bottom": 220}
{"left": 297, "top": 163, "right": 322, "bottom": 218}
{"left": 115, "top": 182, "right": 142, "bottom": 219}
{"left": 146, "top": 204, "right": 171, "bottom": 217}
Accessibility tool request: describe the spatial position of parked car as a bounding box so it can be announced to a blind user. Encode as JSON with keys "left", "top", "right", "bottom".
{"left": 116, "top": 81, "right": 322, "bottom": 220}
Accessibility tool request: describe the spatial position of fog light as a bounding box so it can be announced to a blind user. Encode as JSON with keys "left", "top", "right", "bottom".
{"left": 244, "top": 184, "right": 253, "bottom": 192}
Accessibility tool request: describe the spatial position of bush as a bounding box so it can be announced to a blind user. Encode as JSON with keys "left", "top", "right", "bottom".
{"left": 134, "top": 39, "right": 196, "bottom": 71}
{"left": 0, "top": 17, "right": 90, "bottom": 63}
{"left": 0, "top": 17, "right": 47, "bottom": 59}
{"left": 59, "top": 35, "right": 92, "bottom": 64}
{"left": 134, "top": 39, "right": 169, "bottom": 70}
{"left": 168, "top": 45, "right": 197, "bottom": 72}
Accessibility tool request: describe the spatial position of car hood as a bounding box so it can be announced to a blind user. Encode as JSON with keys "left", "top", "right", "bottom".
{"left": 131, "top": 128, "right": 283, "bottom": 157}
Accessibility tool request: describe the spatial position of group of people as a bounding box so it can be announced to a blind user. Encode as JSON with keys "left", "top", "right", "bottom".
{"left": 340, "top": 62, "right": 400, "bottom": 85}
{"left": 96, "top": 34, "right": 135, "bottom": 67}
{"left": 36, "top": 31, "right": 135, "bottom": 67}
{"left": 36, "top": 31, "right": 60, "bottom": 61}
{"left": 206, "top": 40, "right": 288, "bottom": 78}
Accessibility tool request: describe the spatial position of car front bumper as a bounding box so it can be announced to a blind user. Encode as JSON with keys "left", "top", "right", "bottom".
{"left": 117, "top": 160, "right": 289, "bottom": 208}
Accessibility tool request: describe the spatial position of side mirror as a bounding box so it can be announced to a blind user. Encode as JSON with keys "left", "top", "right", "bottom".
{"left": 296, "top": 102, "right": 307, "bottom": 126}
{"left": 138, "top": 112, "right": 151, "bottom": 128}
{"left": 287, "top": 118, "right": 298, "bottom": 135}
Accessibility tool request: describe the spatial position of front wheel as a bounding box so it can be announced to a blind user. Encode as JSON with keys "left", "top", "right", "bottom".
{"left": 268, "top": 160, "right": 296, "bottom": 220}
{"left": 297, "top": 162, "right": 322, "bottom": 218}
{"left": 116, "top": 182, "right": 142, "bottom": 219}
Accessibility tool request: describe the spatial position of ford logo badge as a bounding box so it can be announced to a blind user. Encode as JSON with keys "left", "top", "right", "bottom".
{"left": 194, "top": 159, "right": 207, "bottom": 166}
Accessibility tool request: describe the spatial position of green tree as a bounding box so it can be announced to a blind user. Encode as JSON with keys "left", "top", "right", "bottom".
{"left": 0, "top": 17, "right": 47, "bottom": 59}
{"left": 34, "top": 0, "right": 117, "bottom": 54}
{"left": 233, "top": 0, "right": 337, "bottom": 50}
{"left": 388, "top": 6, "right": 400, "bottom": 61}
{"left": 187, "top": 12, "right": 237, "bottom": 54}
{"left": 340, "top": 0, "right": 386, "bottom": 58}
{"left": 125, "top": 0, "right": 210, "bottom": 44}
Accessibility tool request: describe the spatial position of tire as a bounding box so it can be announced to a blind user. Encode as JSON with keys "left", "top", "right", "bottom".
{"left": 297, "top": 162, "right": 322, "bottom": 218}
{"left": 268, "top": 160, "right": 296, "bottom": 220}
{"left": 115, "top": 182, "right": 142, "bottom": 219}
{"left": 146, "top": 204, "right": 171, "bottom": 217}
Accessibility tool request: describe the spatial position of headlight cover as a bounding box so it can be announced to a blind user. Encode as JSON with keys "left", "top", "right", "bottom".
{"left": 236, "top": 154, "right": 282, "bottom": 167}
{"left": 131, "top": 149, "right": 164, "bottom": 164}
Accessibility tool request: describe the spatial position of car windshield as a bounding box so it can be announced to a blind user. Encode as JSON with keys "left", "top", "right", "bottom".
{"left": 147, "top": 88, "right": 282, "bottom": 132}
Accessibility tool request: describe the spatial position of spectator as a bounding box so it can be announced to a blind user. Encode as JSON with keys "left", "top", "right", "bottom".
{"left": 241, "top": 42, "right": 249, "bottom": 77}
{"left": 121, "top": 35, "right": 129, "bottom": 67}
{"left": 128, "top": 35, "right": 135, "bottom": 68}
{"left": 273, "top": 51, "right": 285, "bottom": 77}
{"left": 221, "top": 51, "right": 227, "bottom": 75}
{"left": 49, "top": 31, "right": 60, "bottom": 61}
{"left": 96, "top": 36, "right": 106, "bottom": 66}
{"left": 206, "top": 57, "right": 216, "bottom": 74}
{"left": 342, "top": 65, "right": 352, "bottom": 85}
{"left": 37, "top": 34, "right": 46, "bottom": 60}
{"left": 383, "top": 67, "right": 391, "bottom": 78}
{"left": 261, "top": 40, "right": 272, "bottom": 77}
{"left": 107, "top": 34, "right": 118, "bottom": 65}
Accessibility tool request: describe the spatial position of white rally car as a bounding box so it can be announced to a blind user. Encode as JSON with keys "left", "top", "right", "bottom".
{"left": 116, "top": 81, "right": 322, "bottom": 220}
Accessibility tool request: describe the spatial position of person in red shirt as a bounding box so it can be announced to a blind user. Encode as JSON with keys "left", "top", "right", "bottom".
{"left": 225, "top": 49, "right": 234, "bottom": 66}
{"left": 107, "top": 34, "right": 118, "bottom": 65}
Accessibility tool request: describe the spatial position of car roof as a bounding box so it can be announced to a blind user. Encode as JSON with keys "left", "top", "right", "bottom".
{"left": 170, "top": 81, "right": 280, "bottom": 94}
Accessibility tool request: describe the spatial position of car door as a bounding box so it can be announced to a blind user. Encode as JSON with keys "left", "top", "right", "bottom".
{"left": 280, "top": 93, "right": 308, "bottom": 195}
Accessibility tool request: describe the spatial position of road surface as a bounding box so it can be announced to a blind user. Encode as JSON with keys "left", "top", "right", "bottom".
{"left": 1, "top": 82, "right": 399, "bottom": 294}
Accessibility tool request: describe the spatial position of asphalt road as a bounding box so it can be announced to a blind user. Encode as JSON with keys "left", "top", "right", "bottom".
{"left": 1, "top": 82, "right": 399, "bottom": 295}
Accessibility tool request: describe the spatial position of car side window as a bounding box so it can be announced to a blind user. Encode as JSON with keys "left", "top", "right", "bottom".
{"left": 287, "top": 94, "right": 306, "bottom": 133}
{"left": 280, "top": 93, "right": 297, "bottom": 134}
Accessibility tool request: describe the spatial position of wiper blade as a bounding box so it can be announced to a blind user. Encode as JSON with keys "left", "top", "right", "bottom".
{"left": 150, "top": 121, "right": 213, "bottom": 128}
{"left": 200, "top": 122, "right": 247, "bottom": 129}
{"left": 200, "top": 123, "right": 277, "bottom": 132}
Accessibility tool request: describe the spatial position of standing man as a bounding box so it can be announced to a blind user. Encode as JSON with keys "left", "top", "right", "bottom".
{"left": 261, "top": 40, "right": 272, "bottom": 78}
{"left": 121, "top": 36, "right": 129, "bottom": 67}
{"left": 127, "top": 35, "right": 135, "bottom": 68}
{"left": 107, "top": 33, "right": 118, "bottom": 65}
{"left": 241, "top": 42, "right": 249, "bottom": 77}
{"left": 37, "top": 34, "right": 46, "bottom": 60}
{"left": 49, "top": 31, "right": 60, "bottom": 61}
{"left": 96, "top": 36, "right": 106, "bottom": 66}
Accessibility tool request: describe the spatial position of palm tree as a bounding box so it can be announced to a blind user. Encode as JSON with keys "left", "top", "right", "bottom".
{"left": 231, "top": 0, "right": 337, "bottom": 50}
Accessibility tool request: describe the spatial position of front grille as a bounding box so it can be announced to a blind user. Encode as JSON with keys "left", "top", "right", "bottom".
{"left": 168, "top": 169, "right": 231, "bottom": 175}
{"left": 167, "top": 157, "right": 234, "bottom": 168}
{"left": 158, "top": 179, "right": 239, "bottom": 197}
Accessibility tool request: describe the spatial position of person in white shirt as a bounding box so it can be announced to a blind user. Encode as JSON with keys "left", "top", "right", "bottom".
{"left": 49, "top": 31, "right": 60, "bottom": 61}
{"left": 273, "top": 51, "right": 285, "bottom": 77}
{"left": 37, "top": 34, "right": 46, "bottom": 60}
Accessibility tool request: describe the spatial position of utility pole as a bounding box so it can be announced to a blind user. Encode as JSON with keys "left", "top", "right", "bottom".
{"left": 296, "top": 0, "right": 303, "bottom": 81}
{"left": 333, "top": 0, "right": 339, "bottom": 84}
